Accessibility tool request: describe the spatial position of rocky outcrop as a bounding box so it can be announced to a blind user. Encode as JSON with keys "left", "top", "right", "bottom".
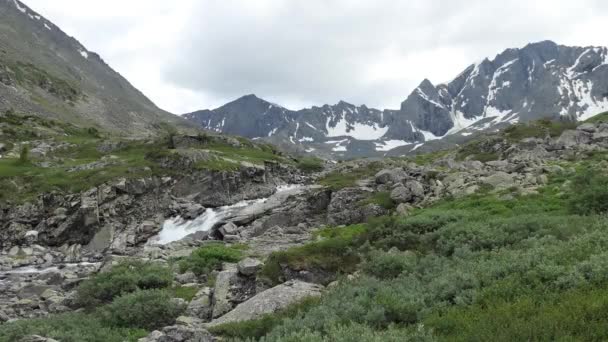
{"left": 138, "top": 316, "right": 213, "bottom": 342}
{"left": 208, "top": 280, "right": 324, "bottom": 327}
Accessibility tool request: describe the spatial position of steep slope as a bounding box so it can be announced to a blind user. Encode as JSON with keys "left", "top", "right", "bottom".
{"left": 184, "top": 41, "right": 608, "bottom": 158}
{"left": 0, "top": 0, "right": 187, "bottom": 134}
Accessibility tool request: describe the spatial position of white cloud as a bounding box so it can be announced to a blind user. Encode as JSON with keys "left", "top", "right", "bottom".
{"left": 25, "top": 0, "right": 608, "bottom": 114}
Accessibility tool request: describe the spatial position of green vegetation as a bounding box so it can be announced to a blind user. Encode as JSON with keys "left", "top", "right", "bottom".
{"left": 76, "top": 260, "right": 173, "bottom": 308}
{"left": 0, "top": 260, "right": 185, "bottom": 341}
{"left": 0, "top": 111, "right": 294, "bottom": 203}
{"left": 208, "top": 297, "right": 321, "bottom": 340}
{"left": 0, "top": 313, "right": 147, "bottom": 342}
{"left": 99, "top": 289, "right": 184, "bottom": 330}
{"left": 455, "top": 139, "right": 499, "bottom": 162}
{"left": 171, "top": 285, "right": 199, "bottom": 302}
{"left": 359, "top": 191, "right": 395, "bottom": 210}
{"left": 584, "top": 111, "right": 608, "bottom": 124}
{"left": 318, "top": 162, "right": 384, "bottom": 190}
{"left": 6, "top": 61, "right": 82, "bottom": 102}
{"left": 230, "top": 162, "right": 608, "bottom": 341}
{"left": 503, "top": 118, "right": 577, "bottom": 141}
{"left": 178, "top": 243, "right": 246, "bottom": 276}
{"left": 296, "top": 157, "right": 324, "bottom": 173}
{"left": 260, "top": 225, "right": 365, "bottom": 285}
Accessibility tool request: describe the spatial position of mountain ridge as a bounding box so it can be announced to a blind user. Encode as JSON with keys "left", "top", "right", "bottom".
{"left": 183, "top": 40, "right": 608, "bottom": 158}
{"left": 0, "top": 0, "right": 190, "bottom": 134}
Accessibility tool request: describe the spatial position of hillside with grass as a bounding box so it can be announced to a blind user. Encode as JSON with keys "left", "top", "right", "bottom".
{"left": 1, "top": 113, "right": 608, "bottom": 341}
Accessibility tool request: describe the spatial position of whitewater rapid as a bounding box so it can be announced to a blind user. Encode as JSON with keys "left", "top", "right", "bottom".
{"left": 150, "top": 184, "right": 301, "bottom": 245}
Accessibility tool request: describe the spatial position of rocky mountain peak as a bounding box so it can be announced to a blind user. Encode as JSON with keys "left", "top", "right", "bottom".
{"left": 183, "top": 41, "right": 608, "bottom": 159}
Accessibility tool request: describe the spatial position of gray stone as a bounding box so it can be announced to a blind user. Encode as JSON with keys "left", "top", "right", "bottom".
{"left": 390, "top": 185, "right": 412, "bottom": 204}
{"left": 208, "top": 280, "right": 324, "bottom": 326}
{"left": 219, "top": 222, "right": 238, "bottom": 237}
{"left": 186, "top": 288, "right": 212, "bottom": 320}
{"left": 237, "top": 258, "right": 263, "bottom": 276}
{"left": 480, "top": 172, "right": 516, "bottom": 190}
{"left": 375, "top": 168, "right": 407, "bottom": 185}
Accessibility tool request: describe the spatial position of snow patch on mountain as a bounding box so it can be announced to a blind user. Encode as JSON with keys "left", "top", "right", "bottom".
{"left": 374, "top": 140, "right": 411, "bottom": 151}
{"left": 325, "top": 117, "right": 388, "bottom": 140}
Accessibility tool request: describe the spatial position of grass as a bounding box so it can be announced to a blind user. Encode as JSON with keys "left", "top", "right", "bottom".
{"left": 426, "top": 285, "right": 608, "bottom": 342}
{"left": 178, "top": 243, "right": 247, "bottom": 276}
{"left": 296, "top": 157, "right": 324, "bottom": 173}
{"left": 260, "top": 225, "right": 366, "bottom": 285}
{"left": 584, "top": 111, "right": 608, "bottom": 124}
{"left": 171, "top": 286, "right": 199, "bottom": 302}
{"left": 0, "top": 110, "right": 294, "bottom": 202}
{"left": 359, "top": 191, "right": 395, "bottom": 210}
{"left": 503, "top": 118, "right": 577, "bottom": 141}
{"left": 318, "top": 162, "right": 384, "bottom": 190}
{"left": 0, "top": 313, "right": 147, "bottom": 342}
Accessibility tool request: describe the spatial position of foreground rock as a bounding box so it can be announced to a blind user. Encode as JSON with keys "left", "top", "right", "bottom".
{"left": 138, "top": 316, "right": 213, "bottom": 342}
{"left": 207, "top": 280, "right": 323, "bottom": 326}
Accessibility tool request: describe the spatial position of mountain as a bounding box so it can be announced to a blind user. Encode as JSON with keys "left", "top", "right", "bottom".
{"left": 0, "top": 0, "right": 188, "bottom": 134}
{"left": 183, "top": 41, "right": 608, "bottom": 158}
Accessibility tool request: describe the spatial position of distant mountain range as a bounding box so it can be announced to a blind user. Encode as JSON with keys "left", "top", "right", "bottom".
{"left": 184, "top": 41, "right": 608, "bottom": 158}
{"left": 0, "top": 0, "right": 189, "bottom": 134}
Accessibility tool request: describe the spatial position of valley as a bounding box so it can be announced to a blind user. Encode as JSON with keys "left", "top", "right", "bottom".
{"left": 1, "top": 0, "right": 608, "bottom": 341}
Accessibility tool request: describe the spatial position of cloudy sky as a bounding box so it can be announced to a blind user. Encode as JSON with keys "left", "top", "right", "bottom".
{"left": 26, "top": 0, "right": 608, "bottom": 114}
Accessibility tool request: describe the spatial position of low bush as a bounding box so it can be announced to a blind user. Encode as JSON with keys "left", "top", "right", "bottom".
{"left": 426, "top": 285, "right": 608, "bottom": 342}
{"left": 260, "top": 225, "right": 366, "bottom": 285}
{"left": 296, "top": 157, "right": 324, "bottom": 173}
{"left": 76, "top": 260, "right": 173, "bottom": 308}
{"left": 360, "top": 191, "right": 395, "bottom": 210}
{"left": 568, "top": 167, "right": 608, "bottom": 215}
{"left": 361, "top": 249, "right": 418, "bottom": 279}
{"left": 178, "top": 243, "right": 245, "bottom": 276}
{"left": 0, "top": 313, "right": 147, "bottom": 342}
{"left": 99, "top": 289, "right": 185, "bottom": 330}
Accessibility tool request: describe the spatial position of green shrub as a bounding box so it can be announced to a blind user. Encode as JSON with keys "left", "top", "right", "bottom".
{"left": 260, "top": 225, "right": 366, "bottom": 285}
{"left": 297, "top": 157, "right": 324, "bottom": 173}
{"left": 171, "top": 285, "right": 199, "bottom": 302}
{"left": 568, "top": 167, "right": 608, "bottom": 215}
{"left": 0, "top": 313, "right": 147, "bottom": 342}
{"left": 318, "top": 163, "right": 384, "bottom": 190}
{"left": 426, "top": 285, "right": 608, "bottom": 342}
{"left": 76, "top": 260, "right": 173, "bottom": 308}
{"left": 362, "top": 249, "right": 418, "bottom": 279}
{"left": 17, "top": 144, "right": 29, "bottom": 165}
{"left": 360, "top": 191, "right": 395, "bottom": 210}
{"left": 261, "top": 322, "right": 434, "bottom": 342}
{"left": 178, "top": 243, "right": 244, "bottom": 276}
{"left": 99, "top": 289, "right": 185, "bottom": 330}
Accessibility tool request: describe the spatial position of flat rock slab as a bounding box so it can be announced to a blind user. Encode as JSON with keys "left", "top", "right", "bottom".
{"left": 207, "top": 280, "right": 323, "bottom": 327}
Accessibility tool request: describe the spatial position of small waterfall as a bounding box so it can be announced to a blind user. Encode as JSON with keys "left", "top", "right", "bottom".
{"left": 151, "top": 185, "right": 302, "bottom": 245}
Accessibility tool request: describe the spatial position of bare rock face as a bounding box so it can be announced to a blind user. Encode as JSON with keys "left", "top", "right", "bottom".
{"left": 208, "top": 280, "right": 324, "bottom": 326}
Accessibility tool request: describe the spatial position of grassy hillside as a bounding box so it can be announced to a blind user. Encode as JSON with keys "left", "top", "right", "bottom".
{"left": 0, "top": 110, "right": 294, "bottom": 203}
{"left": 206, "top": 150, "right": 608, "bottom": 341}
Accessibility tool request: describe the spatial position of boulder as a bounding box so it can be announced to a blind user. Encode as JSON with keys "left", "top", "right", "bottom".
{"left": 327, "top": 188, "right": 370, "bottom": 225}
{"left": 237, "top": 258, "right": 263, "bottom": 276}
{"left": 480, "top": 172, "right": 516, "bottom": 190}
{"left": 390, "top": 185, "right": 411, "bottom": 204}
{"left": 211, "top": 269, "right": 236, "bottom": 318}
{"left": 186, "top": 288, "right": 212, "bottom": 320}
{"left": 577, "top": 123, "right": 597, "bottom": 133}
{"left": 375, "top": 168, "right": 407, "bottom": 185}
{"left": 138, "top": 317, "right": 213, "bottom": 342}
{"left": 219, "top": 222, "right": 238, "bottom": 237}
{"left": 208, "top": 280, "right": 324, "bottom": 326}
{"left": 557, "top": 130, "right": 592, "bottom": 147}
